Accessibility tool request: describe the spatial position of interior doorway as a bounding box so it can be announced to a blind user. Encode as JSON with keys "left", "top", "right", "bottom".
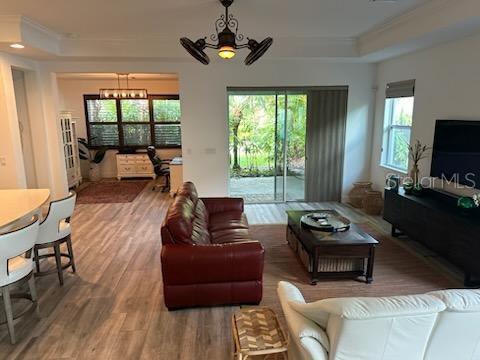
{"left": 228, "top": 89, "right": 307, "bottom": 203}
{"left": 12, "top": 68, "right": 38, "bottom": 188}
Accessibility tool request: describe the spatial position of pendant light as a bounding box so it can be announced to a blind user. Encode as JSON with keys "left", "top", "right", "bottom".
{"left": 180, "top": 0, "right": 273, "bottom": 66}
{"left": 99, "top": 74, "right": 148, "bottom": 99}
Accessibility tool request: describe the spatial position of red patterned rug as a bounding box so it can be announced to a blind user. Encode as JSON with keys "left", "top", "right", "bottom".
{"left": 76, "top": 179, "right": 150, "bottom": 204}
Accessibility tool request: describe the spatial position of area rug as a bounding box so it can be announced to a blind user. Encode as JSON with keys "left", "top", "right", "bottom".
{"left": 250, "top": 223, "right": 460, "bottom": 319}
{"left": 76, "top": 179, "right": 150, "bottom": 204}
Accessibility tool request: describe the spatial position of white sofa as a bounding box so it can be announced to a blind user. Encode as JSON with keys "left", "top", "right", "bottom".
{"left": 277, "top": 281, "right": 480, "bottom": 360}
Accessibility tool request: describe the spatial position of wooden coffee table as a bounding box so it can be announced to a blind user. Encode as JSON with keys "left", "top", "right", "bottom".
{"left": 286, "top": 210, "right": 378, "bottom": 285}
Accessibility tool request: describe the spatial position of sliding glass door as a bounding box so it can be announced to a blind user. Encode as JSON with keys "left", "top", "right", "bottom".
{"left": 228, "top": 89, "right": 307, "bottom": 203}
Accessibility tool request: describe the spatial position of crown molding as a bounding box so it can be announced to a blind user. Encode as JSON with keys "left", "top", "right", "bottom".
{"left": 21, "top": 16, "right": 62, "bottom": 41}
{"left": 358, "top": 0, "right": 480, "bottom": 58}
{"left": 1, "top": 1, "right": 480, "bottom": 63}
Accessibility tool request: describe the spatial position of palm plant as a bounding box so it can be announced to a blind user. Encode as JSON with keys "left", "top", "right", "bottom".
{"left": 78, "top": 138, "right": 107, "bottom": 164}
{"left": 78, "top": 138, "right": 107, "bottom": 181}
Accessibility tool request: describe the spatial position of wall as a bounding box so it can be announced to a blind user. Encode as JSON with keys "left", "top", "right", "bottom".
{"left": 0, "top": 52, "right": 67, "bottom": 198}
{"left": 178, "top": 60, "right": 376, "bottom": 199}
{"left": 41, "top": 59, "right": 376, "bottom": 198}
{"left": 370, "top": 32, "right": 480, "bottom": 194}
{"left": 12, "top": 69, "right": 38, "bottom": 188}
{"left": 57, "top": 78, "right": 182, "bottom": 178}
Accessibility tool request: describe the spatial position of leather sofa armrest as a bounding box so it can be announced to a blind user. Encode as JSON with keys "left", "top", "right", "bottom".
{"left": 200, "top": 197, "right": 244, "bottom": 214}
{"left": 161, "top": 241, "right": 264, "bottom": 285}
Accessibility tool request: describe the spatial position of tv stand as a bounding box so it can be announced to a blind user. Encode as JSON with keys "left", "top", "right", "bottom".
{"left": 384, "top": 188, "right": 480, "bottom": 287}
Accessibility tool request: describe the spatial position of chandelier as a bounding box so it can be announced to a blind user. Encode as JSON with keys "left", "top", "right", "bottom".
{"left": 180, "top": 0, "right": 273, "bottom": 66}
{"left": 99, "top": 74, "right": 148, "bottom": 99}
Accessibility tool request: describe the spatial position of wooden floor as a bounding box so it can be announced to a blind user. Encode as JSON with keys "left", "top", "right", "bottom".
{"left": 0, "top": 184, "right": 462, "bottom": 359}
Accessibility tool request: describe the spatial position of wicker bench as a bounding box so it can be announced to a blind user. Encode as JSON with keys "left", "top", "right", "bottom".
{"left": 232, "top": 307, "right": 288, "bottom": 360}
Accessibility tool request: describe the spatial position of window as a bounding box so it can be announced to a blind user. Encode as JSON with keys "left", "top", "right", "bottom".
{"left": 84, "top": 95, "right": 181, "bottom": 148}
{"left": 381, "top": 80, "right": 415, "bottom": 172}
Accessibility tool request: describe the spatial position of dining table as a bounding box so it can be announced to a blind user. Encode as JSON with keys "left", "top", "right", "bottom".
{"left": 0, "top": 189, "right": 50, "bottom": 234}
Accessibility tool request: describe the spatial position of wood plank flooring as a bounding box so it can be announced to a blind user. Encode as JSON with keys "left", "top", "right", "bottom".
{"left": 0, "top": 184, "right": 463, "bottom": 359}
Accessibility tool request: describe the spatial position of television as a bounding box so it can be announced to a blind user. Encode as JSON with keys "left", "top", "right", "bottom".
{"left": 430, "top": 120, "right": 480, "bottom": 189}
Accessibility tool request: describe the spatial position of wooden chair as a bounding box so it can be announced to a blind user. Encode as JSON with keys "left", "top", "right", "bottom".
{"left": 34, "top": 192, "right": 76, "bottom": 286}
{"left": 0, "top": 216, "right": 40, "bottom": 344}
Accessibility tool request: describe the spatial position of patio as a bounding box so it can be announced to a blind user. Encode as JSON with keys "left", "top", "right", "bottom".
{"left": 229, "top": 176, "right": 305, "bottom": 203}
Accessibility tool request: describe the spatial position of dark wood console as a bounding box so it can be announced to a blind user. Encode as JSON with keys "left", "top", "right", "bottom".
{"left": 384, "top": 188, "right": 480, "bottom": 287}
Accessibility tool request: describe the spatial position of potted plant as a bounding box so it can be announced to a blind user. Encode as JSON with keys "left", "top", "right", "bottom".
{"left": 78, "top": 138, "right": 107, "bottom": 182}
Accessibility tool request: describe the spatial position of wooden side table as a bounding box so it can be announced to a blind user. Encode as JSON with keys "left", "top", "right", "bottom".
{"left": 232, "top": 307, "right": 288, "bottom": 360}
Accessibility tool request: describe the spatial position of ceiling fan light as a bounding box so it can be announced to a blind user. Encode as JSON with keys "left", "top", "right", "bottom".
{"left": 218, "top": 45, "right": 236, "bottom": 59}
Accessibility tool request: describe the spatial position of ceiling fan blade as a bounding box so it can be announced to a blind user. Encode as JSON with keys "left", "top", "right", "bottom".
{"left": 180, "top": 37, "right": 210, "bottom": 65}
{"left": 244, "top": 37, "right": 273, "bottom": 66}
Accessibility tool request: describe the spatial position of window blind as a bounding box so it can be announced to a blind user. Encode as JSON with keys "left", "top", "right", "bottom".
{"left": 386, "top": 79, "right": 415, "bottom": 98}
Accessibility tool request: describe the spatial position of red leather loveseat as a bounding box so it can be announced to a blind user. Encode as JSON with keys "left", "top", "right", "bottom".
{"left": 160, "top": 182, "right": 264, "bottom": 310}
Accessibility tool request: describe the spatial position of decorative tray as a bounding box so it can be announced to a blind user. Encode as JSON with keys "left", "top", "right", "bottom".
{"left": 300, "top": 212, "right": 351, "bottom": 233}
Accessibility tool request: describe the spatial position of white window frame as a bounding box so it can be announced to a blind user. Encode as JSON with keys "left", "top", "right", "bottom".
{"left": 381, "top": 97, "right": 413, "bottom": 173}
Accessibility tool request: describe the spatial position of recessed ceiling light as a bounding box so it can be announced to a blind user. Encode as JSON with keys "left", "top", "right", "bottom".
{"left": 10, "top": 43, "right": 25, "bottom": 49}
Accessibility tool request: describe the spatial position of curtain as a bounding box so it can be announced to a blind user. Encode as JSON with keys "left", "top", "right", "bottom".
{"left": 305, "top": 88, "right": 348, "bottom": 202}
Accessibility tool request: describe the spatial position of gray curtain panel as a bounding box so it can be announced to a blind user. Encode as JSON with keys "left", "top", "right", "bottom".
{"left": 305, "top": 88, "right": 348, "bottom": 202}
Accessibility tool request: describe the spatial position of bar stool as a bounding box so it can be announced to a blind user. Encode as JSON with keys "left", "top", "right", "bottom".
{"left": 34, "top": 192, "right": 76, "bottom": 286}
{"left": 0, "top": 216, "right": 40, "bottom": 344}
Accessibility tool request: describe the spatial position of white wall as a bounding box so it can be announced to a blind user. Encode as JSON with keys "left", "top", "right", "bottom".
{"left": 43, "top": 59, "right": 376, "bottom": 197}
{"left": 179, "top": 60, "right": 376, "bottom": 199}
{"left": 57, "top": 78, "right": 182, "bottom": 178}
{"left": 370, "top": 32, "right": 480, "bottom": 193}
{"left": 12, "top": 69, "right": 38, "bottom": 188}
{"left": 0, "top": 52, "right": 67, "bottom": 198}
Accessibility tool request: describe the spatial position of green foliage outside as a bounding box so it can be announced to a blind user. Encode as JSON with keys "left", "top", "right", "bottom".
{"left": 86, "top": 98, "right": 181, "bottom": 146}
{"left": 229, "top": 94, "right": 307, "bottom": 178}
{"left": 387, "top": 97, "right": 414, "bottom": 170}
{"left": 154, "top": 100, "right": 181, "bottom": 121}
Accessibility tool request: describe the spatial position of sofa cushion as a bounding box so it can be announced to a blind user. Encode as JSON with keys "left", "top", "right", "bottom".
{"left": 290, "top": 294, "right": 445, "bottom": 322}
{"left": 211, "top": 228, "right": 250, "bottom": 244}
{"left": 209, "top": 211, "right": 248, "bottom": 232}
{"left": 177, "top": 181, "right": 199, "bottom": 205}
{"left": 191, "top": 199, "right": 210, "bottom": 245}
{"left": 164, "top": 195, "right": 195, "bottom": 244}
{"left": 428, "top": 289, "right": 480, "bottom": 312}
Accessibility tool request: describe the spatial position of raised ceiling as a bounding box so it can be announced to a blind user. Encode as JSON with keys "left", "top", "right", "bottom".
{"left": 0, "top": 0, "right": 426, "bottom": 39}
{"left": 1, "top": 0, "right": 480, "bottom": 62}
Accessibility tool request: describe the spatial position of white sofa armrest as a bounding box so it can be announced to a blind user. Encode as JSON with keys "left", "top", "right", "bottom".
{"left": 300, "top": 337, "right": 328, "bottom": 360}
{"left": 277, "top": 282, "right": 330, "bottom": 359}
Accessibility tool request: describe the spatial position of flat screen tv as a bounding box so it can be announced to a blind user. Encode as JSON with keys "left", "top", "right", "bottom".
{"left": 431, "top": 120, "right": 480, "bottom": 189}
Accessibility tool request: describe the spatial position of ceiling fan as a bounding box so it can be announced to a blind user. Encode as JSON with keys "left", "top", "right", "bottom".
{"left": 180, "top": 0, "right": 273, "bottom": 66}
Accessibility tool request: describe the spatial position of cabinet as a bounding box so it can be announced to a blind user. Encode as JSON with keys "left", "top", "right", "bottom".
{"left": 60, "top": 112, "right": 82, "bottom": 188}
{"left": 384, "top": 188, "right": 480, "bottom": 286}
{"left": 116, "top": 154, "right": 155, "bottom": 180}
